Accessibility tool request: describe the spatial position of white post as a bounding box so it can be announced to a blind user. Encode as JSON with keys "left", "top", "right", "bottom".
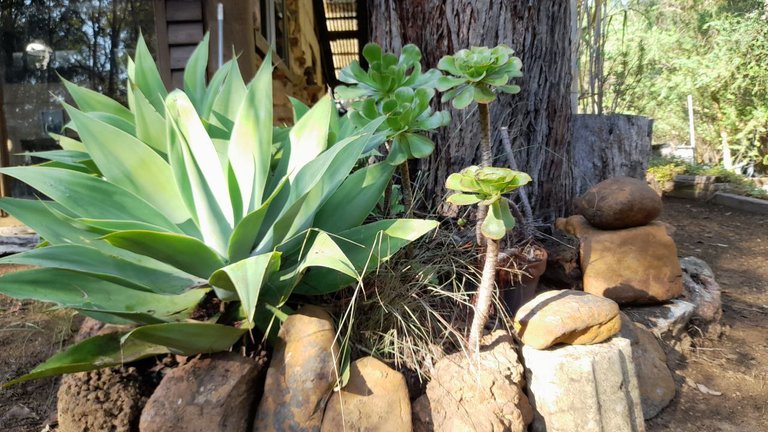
{"left": 217, "top": 3, "right": 224, "bottom": 68}
{"left": 687, "top": 94, "right": 696, "bottom": 163}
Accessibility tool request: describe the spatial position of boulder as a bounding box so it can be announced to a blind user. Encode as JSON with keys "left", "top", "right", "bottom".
{"left": 321, "top": 357, "right": 411, "bottom": 432}
{"left": 619, "top": 313, "right": 676, "bottom": 419}
{"left": 412, "top": 331, "right": 532, "bottom": 432}
{"left": 140, "top": 352, "right": 267, "bottom": 432}
{"left": 254, "top": 305, "right": 340, "bottom": 432}
{"left": 513, "top": 290, "right": 620, "bottom": 350}
{"left": 556, "top": 215, "right": 683, "bottom": 305}
{"left": 58, "top": 366, "right": 151, "bottom": 432}
{"left": 624, "top": 299, "right": 695, "bottom": 356}
{"left": 680, "top": 256, "right": 723, "bottom": 326}
{"left": 523, "top": 336, "right": 645, "bottom": 432}
{"left": 574, "top": 176, "right": 662, "bottom": 229}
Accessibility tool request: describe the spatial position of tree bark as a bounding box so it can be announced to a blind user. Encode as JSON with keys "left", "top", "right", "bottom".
{"left": 368, "top": 0, "right": 576, "bottom": 223}
{"left": 571, "top": 114, "right": 653, "bottom": 195}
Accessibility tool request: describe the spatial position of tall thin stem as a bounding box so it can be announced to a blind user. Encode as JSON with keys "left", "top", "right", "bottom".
{"left": 476, "top": 103, "right": 493, "bottom": 244}
{"left": 468, "top": 236, "right": 499, "bottom": 352}
{"left": 400, "top": 162, "right": 414, "bottom": 217}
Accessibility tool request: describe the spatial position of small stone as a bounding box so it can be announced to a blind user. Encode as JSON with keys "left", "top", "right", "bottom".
{"left": 619, "top": 313, "right": 675, "bottom": 419}
{"left": 254, "top": 305, "right": 340, "bottom": 432}
{"left": 557, "top": 215, "right": 683, "bottom": 305}
{"left": 624, "top": 299, "right": 696, "bottom": 357}
{"left": 412, "top": 331, "right": 532, "bottom": 432}
{"left": 680, "top": 256, "right": 723, "bottom": 329}
{"left": 140, "top": 352, "right": 266, "bottom": 432}
{"left": 321, "top": 357, "right": 411, "bottom": 432}
{"left": 523, "top": 336, "right": 645, "bottom": 432}
{"left": 574, "top": 176, "right": 662, "bottom": 229}
{"left": 513, "top": 290, "right": 621, "bottom": 350}
{"left": 58, "top": 366, "right": 151, "bottom": 432}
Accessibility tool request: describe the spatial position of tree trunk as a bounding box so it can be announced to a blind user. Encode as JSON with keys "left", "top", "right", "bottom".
{"left": 571, "top": 114, "right": 653, "bottom": 195}
{"left": 368, "top": 0, "right": 576, "bottom": 223}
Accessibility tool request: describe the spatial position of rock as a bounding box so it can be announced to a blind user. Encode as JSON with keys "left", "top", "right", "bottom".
{"left": 254, "top": 305, "right": 340, "bottom": 432}
{"left": 556, "top": 215, "right": 683, "bottom": 305}
{"left": 58, "top": 366, "right": 151, "bottom": 432}
{"left": 74, "top": 317, "right": 131, "bottom": 342}
{"left": 680, "top": 256, "right": 723, "bottom": 327}
{"left": 412, "top": 331, "right": 532, "bottom": 432}
{"left": 140, "top": 352, "right": 267, "bottom": 432}
{"left": 523, "top": 336, "right": 645, "bottom": 432}
{"left": 321, "top": 357, "right": 411, "bottom": 432}
{"left": 513, "top": 290, "right": 621, "bottom": 350}
{"left": 0, "top": 227, "right": 39, "bottom": 256}
{"left": 619, "top": 313, "right": 676, "bottom": 419}
{"left": 0, "top": 404, "right": 37, "bottom": 429}
{"left": 574, "top": 176, "right": 662, "bottom": 229}
{"left": 624, "top": 300, "right": 695, "bottom": 356}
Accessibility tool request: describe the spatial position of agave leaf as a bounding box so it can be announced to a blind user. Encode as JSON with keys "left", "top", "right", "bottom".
{"left": 64, "top": 105, "right": 189, "bottom": 224}
{"left": 296, "top": 219, "right": 439, "bottom": 294}
{"left": 167, "top": 91, "right": 234, "bottom": 253}
{"left": 289, "top": 96, "right": 310, "bottom": 122}
{"left": 183, "top": 33, "right": 210, "bottom": 113}
{"left": 0, "top": 268, "right": 206, "bottom": 322}
{"left": 314, "top": 162, "right": 396, "bottom": 234}
{"left": 60, "top": 77, "right": 134, "bottom": 123}
{"left": 0, "top": 167, "right": 180, "bottom": 233}
{"left": 17, "top": 150, "right": 90, "bottom": 165}
{"left": 228, "top": 176, "right": 288, "bottom": 261}
{"left": 209, "top": 251, "right": 281, "bottom": 324}
{"left": 211, "top": 55, "right": 246, "bottom": 128}
{"left": 50, "top": 133, "right": 86, "bottom": 152}
{"left": 103, "top": 230, "right": 227, "bottom": 279}
{"left": 0, "top": 198, "right": 108, "bottom": 248}
{"left": 0, "top": 244, "right": 202, "bottom": 295}
{"left": 131, "top": 85, "right": 168, "bottom": 155}
{"left": 286, "top": 95, "right": 332, "bottom": 180}
{"left": 123, "top": 322, "right": 246, "bottom": 355}
{"left": 2, "top": 333, "right": 169, "bottom": 388}
{"left": 201, "top": 59, "right": 233, "bottom": 119}
{"left": 134, "top": 34, "right": 168, "bottom": 114}
{"left": 228, "top": 54, "right": 273, "bottom": 216}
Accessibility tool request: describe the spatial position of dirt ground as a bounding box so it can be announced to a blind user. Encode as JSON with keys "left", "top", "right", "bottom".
{"left": 0, "top": 197, "right": 766, "bottom": 431}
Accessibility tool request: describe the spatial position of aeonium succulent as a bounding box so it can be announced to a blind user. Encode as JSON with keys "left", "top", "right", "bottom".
{"left": 437, "top": 44, "right": 523, "bottom": 109}
{"left": 335, "top": 42, "right": 442, "bottom": 102}
{"left": 349, "top": 87, "right": 450, "bottom": 165}
{"left": 446, "top": 166, "right": 531, "bottom": 239}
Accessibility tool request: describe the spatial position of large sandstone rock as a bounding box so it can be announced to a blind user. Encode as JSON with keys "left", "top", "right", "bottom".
{"left": 58, "top": 366, "right": 151, "bottom": 432}
{"left": 513, "top": 290, "right": 620, "bottom": 350}
{"left": 412, "top": 331, "right": 532, "bottom": 432}
{"left": 680, "top": 256, "right": 723, "bottom": 326}
{"left": 556, "top": 215, "right": 683, "bottom": 305}
{"left": 574, "top": 176, "right": 662, "bottom": 230}
{"left": 321, "top": 357, "right": 411, "bottom": 432}
{"left": 619, "top": 313, "right": 676, "bottom": 419}
{"left": 254, "top": 305, "right": 340, "bottom": 432}
{"left": 523, "top": 336, "right": 645, "bottom": 432}
{"left": 140, "top": 352, "right": 266, "bottom": 432}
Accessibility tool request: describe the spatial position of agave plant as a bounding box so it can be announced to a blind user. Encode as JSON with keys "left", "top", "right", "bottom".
{"left": 0, "top": 35, "right": 438, "bottom": 386}
{"left": 445, "top": 166, "right": 530, "bottom": 351}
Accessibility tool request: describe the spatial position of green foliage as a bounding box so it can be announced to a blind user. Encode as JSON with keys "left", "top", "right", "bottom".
{"left": 436, "top": 45, "right": 523, "bottom": 109}
{"left": 445, "top": 166, "right": 531, "bottom": 239}
{"left": 588, "top": 1, "right": 768, "bottom": 169}
{"left": 0, "top": 35, "right": 439, "bottom": 386}
{"left": 336, "top": 43, "right": 449, "bottom": 165}
{"left": 648, "top": 156, "right": 768, "bottom": 199}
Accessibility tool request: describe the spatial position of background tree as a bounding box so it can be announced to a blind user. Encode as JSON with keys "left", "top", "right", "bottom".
{"left": 367, "top": 0, "right": 576, "bottom": 222}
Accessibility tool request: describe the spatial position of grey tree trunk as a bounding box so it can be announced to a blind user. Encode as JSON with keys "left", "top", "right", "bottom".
{"left": 571, "top": 114, "right": 654, "bottom": 195}
{"left": 368, "top": 0, "right": 576, "bottom": 223}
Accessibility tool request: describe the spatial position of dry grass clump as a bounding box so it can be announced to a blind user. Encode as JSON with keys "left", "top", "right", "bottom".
{"left": 328, "top": 223, "right": 512, "bottom": 381}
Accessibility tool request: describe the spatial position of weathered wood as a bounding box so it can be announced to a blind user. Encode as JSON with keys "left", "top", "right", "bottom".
{"left": 166, "top": 0, "right": 203, "bottom": 21}
{"left": 571, "top": 114, "right": 653, "bottom": 196}
{"left": 367, "top": 0, "right": 576, "bottom": 222}
{"left": 169, "top": 45, "right": 196, "bottom": 69}
{"left": 168, "top": 22, "right": 204, "bottom": 45}
{"left": 204, "top": 0, "right": 258, "bottom": 80}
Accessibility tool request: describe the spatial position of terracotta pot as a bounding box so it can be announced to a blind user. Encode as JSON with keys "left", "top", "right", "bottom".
{"left": 497, "top": 244, "right": 548, "bottom": 316}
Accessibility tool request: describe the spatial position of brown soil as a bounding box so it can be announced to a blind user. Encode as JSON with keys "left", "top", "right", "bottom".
{"left": 647, "top": 198, "right": 768, "bottom": 432}
{"left": 0, "top": 199, "right": 766, "bottom": 431}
